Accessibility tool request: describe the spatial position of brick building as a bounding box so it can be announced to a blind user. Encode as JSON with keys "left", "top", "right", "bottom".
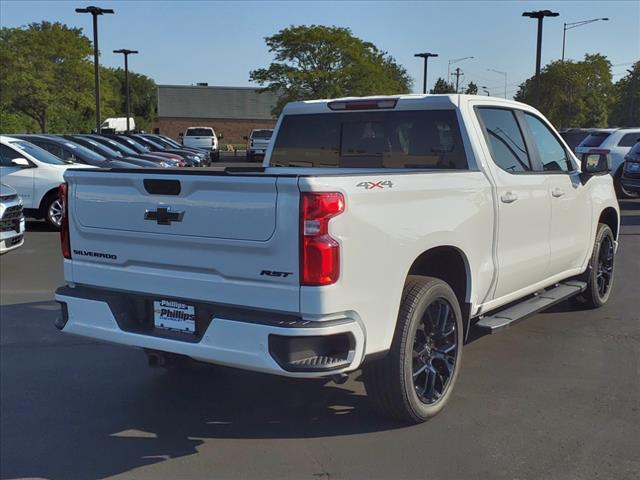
{"left": 155, "top": 85, "right": 279, "bottom": 144}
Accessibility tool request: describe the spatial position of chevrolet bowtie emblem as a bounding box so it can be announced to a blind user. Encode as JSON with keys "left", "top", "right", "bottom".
{"left": 144, "top": 206, "right": 185, "bottom": 225}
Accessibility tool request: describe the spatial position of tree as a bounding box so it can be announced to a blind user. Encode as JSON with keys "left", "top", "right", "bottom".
{"left": 609, "top": 61, "right": 640, "bottom": 127}
{"left": 103, "top": 67, "right": 157, "bottom": 131}
{"left": 514, "top": 54, "right": 614, "bottom": 128}
{"left": 465, "top": 81, "right": 478, "bottom": 95}
{"left": 250, "top": 25, "right": 412, "bottom": 116}
{"left": 0, "top": 22, "right": 95, "bottom": 133}
{"left": 430, "top": 77, "right": 456, "bottom": 94}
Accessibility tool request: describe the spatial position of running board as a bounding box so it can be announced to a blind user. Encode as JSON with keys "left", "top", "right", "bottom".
{"left": 476, "top": 280, "right": 587, "bottom": 334}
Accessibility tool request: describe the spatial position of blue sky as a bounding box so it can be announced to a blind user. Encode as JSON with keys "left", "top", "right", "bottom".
{"left": 1, "top": 0, "right": 638, "bottom": 97}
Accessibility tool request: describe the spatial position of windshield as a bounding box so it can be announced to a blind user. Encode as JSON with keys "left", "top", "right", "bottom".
{"left": 109, "top": 136, "right": 148, "bottom": 153}
{"left": 94, "top": 136, "right": 137, "bottom": 156}
{"left": 11, "top": 141, "right": 67, "bottom": 165}
{"left": 186, "top": 128, "right": 214, "bottom": 137}
{"left": 251, "top": 130, "right": 273, "bottom": 140}
{"left": 135, "top": 136, "right": 164, "bottom": 149}
{"left": 62, "top": 141, "right": 107, "bottom": 162}
{"left": 270, "top": 110, "right": 468, "bottom": 169}
{"left": 143, "top": 135, "right": 173, "bottom": 148}
{"left": 580, "top": 132, "right": 611, "bottom": 148}
{"left": 75, "top": 137, "right": 122, "bottom": 158}
{"left": 159, "top": 135, "right": 182, "bottom": 148}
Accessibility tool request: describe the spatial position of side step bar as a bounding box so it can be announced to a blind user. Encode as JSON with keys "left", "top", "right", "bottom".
{"left": 476, "top": 280, "right": 587, "bottom": 334}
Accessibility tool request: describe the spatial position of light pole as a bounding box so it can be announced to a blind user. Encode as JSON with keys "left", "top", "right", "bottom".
{"left": 76, "top": 6, "right": 114, "bottom": 134}
{"left": 113, "top": 49, "right": 139, "bottom": 132}
{"left": 487, "top": 69, "right": 507, "bottom": 98}
{"left": 562, "top": 18, "right": 608, "bottom": 62}
{"left": 414, "top": 52, "right": 438, "bottom": 94}
{"left": 523, "top": 10, "right": 559, "bottom": 105}
{"left": 448, "top": 56, "right": 473, "bottom": 89}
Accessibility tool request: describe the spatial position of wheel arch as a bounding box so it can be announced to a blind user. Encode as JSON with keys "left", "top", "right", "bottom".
{"left": 406, "top": 246, "right": 472, "bottom": 337}
{"left": 39, "top": 186, "right": 61, "bottom": 212}
{"left": 599, "top": 207, "right": 619, "bottom": 239}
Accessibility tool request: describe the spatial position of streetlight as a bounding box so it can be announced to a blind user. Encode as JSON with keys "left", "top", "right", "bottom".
{"left": 487, "top": 69, "right": 507, "bottom": 99}
{"left": 448, "top": 56, "right": 474, "bottom": 88}
{"left": 113, "top": 49, "right": 139, "bottom": 132}
{"left": 523, "top": 10, "right": 559, "bottom": 104}
{"left": 562, "top": 18, "right": 608, "bottom": 62}
{"left": 76, "top": 6, "right": 115, "bottom": 134}
{"left": 414, "top": 52, "right": 438, "bottom": 94}
{"left": 480, "top": 86, "right": 491, "bottom": 96}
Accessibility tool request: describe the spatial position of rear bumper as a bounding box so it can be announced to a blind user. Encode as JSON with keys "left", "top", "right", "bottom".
{"left": 55, "top": 285, "right": 365, "bottom": 378}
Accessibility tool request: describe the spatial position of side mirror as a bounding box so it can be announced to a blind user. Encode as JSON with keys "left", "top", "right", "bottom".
{"left": 11, "top": 158, "right": 31, "bottom": 167}
{"left": 243, "top": 136, "right": 248, "bottom": 141}
{"left": 581, "top": 153, "right": 609, "bottom": 175}
{"left": 178, "top": 132, "right": 184, "bottom": 137}
{"left": 218, "top": 133, "right": 224, "bottom": 139}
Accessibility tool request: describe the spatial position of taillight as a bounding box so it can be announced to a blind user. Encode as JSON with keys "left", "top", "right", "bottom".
{"left": 300, "top": 192, "right": 345, "bottom": 286}
{"left": 328, "top": 98, "right": 398, "bottom": 110}
{"left": 59, "top": 183, "right": 71, "bottom": 259}
{"left": 588, "top": 149, "right": 610, "bottom": 155}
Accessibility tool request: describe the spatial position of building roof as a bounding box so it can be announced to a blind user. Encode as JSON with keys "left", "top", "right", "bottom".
{"left": 157, "top": 85, "right": 278, "bottom": 120}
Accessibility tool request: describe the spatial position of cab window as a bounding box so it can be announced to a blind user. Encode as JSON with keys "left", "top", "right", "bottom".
{"left": 524, "top": 113, "right": 573, "bottom": 172}
{"left": 476, "top": 108, "right": 532, "bottom": 173}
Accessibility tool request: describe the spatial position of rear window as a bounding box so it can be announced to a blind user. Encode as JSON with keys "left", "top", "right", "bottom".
{"left": 251, "top": 130, "right": 273, "bottom": 140}
{"left": 186, "top": 128, "right": 214, "bottom": 137}
{"left": 580, "top": 132, "right": 611, "bottom": 148}
{"left": 618, "top": 132, "right": 640, "bottom": 147}
{"left": 270, "top": 110, "right": 468, "bottom": 169}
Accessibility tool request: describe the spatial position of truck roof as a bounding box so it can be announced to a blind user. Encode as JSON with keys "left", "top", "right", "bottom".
{"left": 282, "top": 94, "right": 534, "bottom": 115}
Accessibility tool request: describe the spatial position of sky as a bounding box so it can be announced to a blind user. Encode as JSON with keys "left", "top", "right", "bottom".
{"left": 1, "top": 0, "right": 638, "bottom": 98}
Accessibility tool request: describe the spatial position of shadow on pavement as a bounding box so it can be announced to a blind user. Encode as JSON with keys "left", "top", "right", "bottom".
{"left": 0, "top": 300, "right": 404, "bottom": 480}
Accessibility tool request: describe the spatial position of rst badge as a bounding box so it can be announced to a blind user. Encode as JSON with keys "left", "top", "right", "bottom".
{"left": 356, "top": 180, "right": 394, "bottom": 190}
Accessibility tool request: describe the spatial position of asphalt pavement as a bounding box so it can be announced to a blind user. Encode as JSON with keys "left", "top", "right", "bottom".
{"left": 1, "top": 200, "right": 639, "bottom": 480}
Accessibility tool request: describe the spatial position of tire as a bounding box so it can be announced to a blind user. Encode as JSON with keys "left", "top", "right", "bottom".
{"left": 41, "top": 193, "right": 63, "bottom": 230}
{"left": 246, "top": 151, "right": 253, "bottom": 162}
{"left": 614, "top": 169, "right": 639, "bottom": 199}
{"left": 362, "top": 275, "right": 464, "bottom": 424}
{"left": 576, "top": 223, "right": 616, "bottom": 308}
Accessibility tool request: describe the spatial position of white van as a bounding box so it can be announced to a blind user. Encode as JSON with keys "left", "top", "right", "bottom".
{"left": 100, "top": 117, "right": 136, "bottom": 133}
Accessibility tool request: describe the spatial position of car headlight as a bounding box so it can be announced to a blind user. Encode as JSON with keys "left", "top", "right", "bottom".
{"left": 160, "top": 161, "right": 170, "bottom": 168}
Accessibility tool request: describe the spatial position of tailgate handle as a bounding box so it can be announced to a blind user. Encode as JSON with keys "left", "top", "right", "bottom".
{"left": 144, "top": 179, "right": 181, "bottom": 196}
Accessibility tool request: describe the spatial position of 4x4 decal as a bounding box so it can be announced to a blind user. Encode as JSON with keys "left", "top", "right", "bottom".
{"left": 356, "top": 180, "right": 394, "bottom": 190}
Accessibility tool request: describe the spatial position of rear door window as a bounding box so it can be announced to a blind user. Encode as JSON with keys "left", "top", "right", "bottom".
{"left": 476, "top": 108, "right": 532, "bottom": 173}
{"left": 618, "top": 132, "right": 640, "bottom": 147}
{"left": 270, "top": 110, "right": 468, "bottom": 169}
{"left": 186, "top": 128, "right": 214, "bottom": 137}
{"left": 580, "top": 132, "right": 611, "bottom": 148}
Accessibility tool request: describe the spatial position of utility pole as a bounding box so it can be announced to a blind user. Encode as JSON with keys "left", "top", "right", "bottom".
{"left": 76, "top": 6, "right": 115, "bottom": 134}
{"left": 447, "top": 56, "right": 473, "bottom": 90}
{"left": 452, "top": 67, "right": 463, "bottom": 93}
{"left": 113, "top": 49, "right": 139, "bottom": 132}
{"left": 414, "top": 52, "right": 439, "bottom": 94}
{"left": 523, "top": 10, "right": 559, "bottom": 106}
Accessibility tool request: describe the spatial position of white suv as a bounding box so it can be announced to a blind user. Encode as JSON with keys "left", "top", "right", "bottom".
{"left": 0, "top": 136, "right": 93, "bottom": 229}
{"left": 576, "top": 128, "right": 640, "bottom": 198}
{"left": 0, "top": 183, "right": 25, "bottom": 254}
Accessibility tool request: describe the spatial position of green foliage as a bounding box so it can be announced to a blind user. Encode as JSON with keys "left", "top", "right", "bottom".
{"left": 514, "top": 54, "right": 615, "bottom": 128}
{"left": 465, "top": 81, "right": 478, "bottom": 95}
{"left": 250, "top": 25, "right": 412, "bottom": 116}
{"left": 0, "top": 21, "right": 157, "bottom": 134}
{"left": 430, "top": 77, "right": 456, "bottom": 94}
{"left": 609, "top": 61, "right": 640, "bottom": 127}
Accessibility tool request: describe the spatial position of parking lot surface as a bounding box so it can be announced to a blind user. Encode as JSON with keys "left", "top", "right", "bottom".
{"left": 1, "top": 201, "right": 639, "bottom": 480}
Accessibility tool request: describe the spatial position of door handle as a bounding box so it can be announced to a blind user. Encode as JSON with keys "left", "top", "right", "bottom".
{"left": 552, "top": 188, "right": 565, "bottom": 198}
{"left": 500, "top": 191, "right": 518, "bottom": 204}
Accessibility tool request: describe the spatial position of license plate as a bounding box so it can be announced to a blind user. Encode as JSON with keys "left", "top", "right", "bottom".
{"left": 153, "top": 300, "right": 196, "bottom": 334}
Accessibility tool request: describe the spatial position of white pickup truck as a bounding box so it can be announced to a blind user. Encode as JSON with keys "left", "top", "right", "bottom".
{"left": 55, "top": 95, "right": 619, "bottom": 423}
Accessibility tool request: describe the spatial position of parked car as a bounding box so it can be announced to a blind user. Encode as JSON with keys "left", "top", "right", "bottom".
{"left": 0, "top": 183, "right": 25, "bottom": 254}
{"left": 575, "top": 128, "right": 640, "bottom": 198}
{"left": 10, "top": 135, "right": 141, "bottom": 169}
{"left": 125, "top": 134, "right": 204, "bottom": 167}
{"left": 82, "top": 135, "right": 179, "bottom": 167}
{"left": 63, "top": 135, "right": 162, "bottom": 168}
{"left": 101, "top": 134, "right": 185, "bottom": 167}
{"left": 244, "top": 129, "right": 273, "bottom": 161}
{"left": 139, "top": 134, "right": 211, "bottom": 166}
{"left": 558, "top": 128, "right": 591, "bottom": 152}
{"left": 180, "top": 127, "right": 220, "bottom": 162}
{"left": 621, "top": 141, "right": 640, "bottom": 197}
{"left": 55, "top": 95, "right": 619, "bottom": 423}
{"left": 0, "top": 136, "right": 92, "bottom": 229}
{"left": 100, "top": 117, "right": 135, "bottom": 133}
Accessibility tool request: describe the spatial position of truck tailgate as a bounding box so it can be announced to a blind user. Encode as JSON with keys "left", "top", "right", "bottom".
{"left": 64, "top": 170, "right": 301, "bottom": 312}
